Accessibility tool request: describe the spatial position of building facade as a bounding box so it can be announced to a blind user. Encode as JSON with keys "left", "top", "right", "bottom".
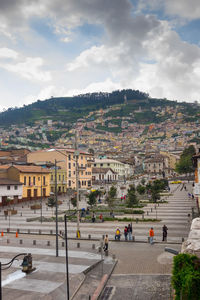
{"left": 0, "top": 178, "right": 23, "bottom": 206}
{"left": 93, "top": 158, "right": 128, "bottom": 179}
{"left": 27, "top": 148, "right": 93, "bottom": 190}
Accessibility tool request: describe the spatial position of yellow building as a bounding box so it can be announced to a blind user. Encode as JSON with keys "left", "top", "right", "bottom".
{"left": 50, "top": 168, "right": 67, "bottom": 194}
{"left": 27, "top": 148, "right": 93, "bottom": 190}
{"left": 7, "top": 165, "right": 50, "bottom": 200}
{"left": 160, "top": 151, "right": 180, "bottom": 170}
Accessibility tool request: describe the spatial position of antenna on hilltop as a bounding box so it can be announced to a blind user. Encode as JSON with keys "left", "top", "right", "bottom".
{"left": 124, "top": 94, "right": 127, "bottom": 104}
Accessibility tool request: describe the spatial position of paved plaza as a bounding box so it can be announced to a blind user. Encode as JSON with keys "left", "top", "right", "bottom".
{"left": 0, "top": 182, "right": 197, "bottom": 299}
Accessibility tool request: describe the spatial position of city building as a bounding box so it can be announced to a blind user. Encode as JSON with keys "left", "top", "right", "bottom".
{"left": 0, "top": 178, "right": 23, "bottom": 206}
{"left": 92, "top": 167, "right": 118, "bottom": 184}
{"left": 93, "top": 158, "right": 128, "bottom": 179}
{"left": 27, "top": 148, "right": 93, "bottom": 190}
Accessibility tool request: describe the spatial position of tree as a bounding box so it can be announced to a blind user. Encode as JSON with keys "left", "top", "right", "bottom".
{"left": 46, "top": 197, "right": 56, "bottom": 216}
{"left": 136, "top": 184, "right": 146, "bottom": 195}
{"left": 141, "top": 178, "right": 146, "bottom": 185}
{"left": 175, "top": 145, "right": 196, "bottom": 175}
{"left": 108, "top": 186, "right": 117, "bottom": 199}
{"left": 126, "top": 185, "right": 138, "bottom": 207}
{"left": 87, "top": 190, "right": 99, "bottom": 207}
{"left": 71, "top": 196, "right": 77, "bottom": 208}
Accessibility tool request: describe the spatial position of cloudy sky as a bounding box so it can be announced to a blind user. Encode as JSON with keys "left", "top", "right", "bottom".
{"left": 0, "top": 0, "right": 200, "bottom": 110}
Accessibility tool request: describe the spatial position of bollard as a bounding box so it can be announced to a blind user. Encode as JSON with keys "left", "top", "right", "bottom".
{"left": 33, "top": 240, "right": 36, "bottom": 245}
{"left": 28, "top": 229, "right": 30, "bottom": 234}
{"left": 20, "top": 239, "right": 23, "bottom": 245}
{"left": 148, "top": 237, "right": 150, "bottom": 243}
{"left": 151, "top": 208, "right": 152, "bottom": 212}
{"left": 17, "top": 229, "right": 20, "bottom": 233}
{"left": 22, "top": 206, "right": 23, "bottom": 208}
{"left": 142, "top": 214, "right": 144, "bottom": 219}
{"left": 92, "top": 244, "right": 95, "bottom": 250}
{"left": 88, "top": 234, "right": 91, "bottom": 239}
{"left": 7, "top": 239, "right": 10, "bottom": 244}
{"left": 102, "top": 234, "right": 105, "bottom": 240}
{"left": 7, "top": 228, "right": 10, "bottom": 233}
{"left": 105, "top": 250, "right": 109, "bottom": 256}
{"left": 158, "top": 203, "right": 159, "bottom": 206}
{"left": 21, "top": 212, "right": 22, "bottom": 217}
{"left": 112, "top": 254, "right": 116, "bottom": 260}
{"left": 147, "top": 211, "right": 149, "bottom": 216}
{"left": 136, "top": 218, "right": 138, "bottom": 224}
{"left": 50, "top": 230, "right": 53, "bottom": 235}
{"left": 77, "top": 242, "right": 80, "bottom": 248}
{"left": 39, "top": 230, "right": 41, "bottom": 235}
{"left": 47, "top": 241, "right": 50, "bottom": 246}
{"left": 132, "top": 236, "right": 135, "bottom": 242}
{"left": 182, "top": 237, "right": 184, "bottom": 242}
{"left": 62, "top": 242, "right": 65, "bottom": 247}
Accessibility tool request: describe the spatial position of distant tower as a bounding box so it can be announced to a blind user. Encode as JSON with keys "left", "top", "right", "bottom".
{"left": 124, "top": 94, "right": 128, "bottom": 104}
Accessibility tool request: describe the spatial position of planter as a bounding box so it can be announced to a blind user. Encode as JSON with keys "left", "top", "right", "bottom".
{"left": 4, "top": 210, "right": 17, "bottom": 216}
{"left": 30, "top": 204, "right": 41, "bottom": 210}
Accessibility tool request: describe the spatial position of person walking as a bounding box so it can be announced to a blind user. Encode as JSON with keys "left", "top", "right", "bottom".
{"left": 124, "top": 226, "right": 128, "bottom": 241}
{"left": 162, "top": 224, "right": 168, "bottom": 242}
{"left": 127, "top": 223, "right": 132, "bottom": 241}
{"left": 103, "top": 234, "right": 109, "bottom": 251}
{"left": 149, "top": 227, "right": 154, "bottom": 245}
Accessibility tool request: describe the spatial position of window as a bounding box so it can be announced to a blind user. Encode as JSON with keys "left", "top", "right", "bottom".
{"left": 29, "top": 176, "right": 31, "bottom": 186}
{"left": 73, "top": 163, "right": 75, "bottom": 167}
{"left": 68, "top": 154, "right": 71, "bottom": 161}
{"left": 100, "top": 163, "right": 103, "bottom": 167}
{"left": 81, "top": 171, "right": 83, "bottom": 175}
{"left": 33, "top": 176, "right": 36, "bottom": 185}
{"left": 88, "top": 164, "right": 91, "bottom": 167}
{"left": 107, "top": 163, "right": 110, "bottom": 166}
{"left": 69, "top": 171, "right": 71, "bottom": 177}
{"left": 59, "top": 175, "right": 61, "bottom": 181}
{"left": 38, "top": 177, "right": 40, "bottom": 181}
{"left": 68, "top": 180, "right": 71, "bottom": 187}
{"left": 51, "top": 175, "right": 53, "bottom": 180}
{"left": 58, "top": 187, "right": 61, "bottom": 192}
{"left": 81, "top": 164, "right": 83, "bottom": 167}
{"left": 94, "top": 164, "right": 96, "bottom": 167}
{"left": 14, "top": 185, "right": 18, "bottom": 190}
{"left": 63, "top": 175, "right": 65, "bottom": 180}
{"left": 51, "top": 187, "right": 54, "bottom": 192}
{"left": 43, "top": 176, "right": 46, "bottom": 186}
{"left": 68, "top": 163, "right": 71, "bottom": 169}
{"left": 81, "top": 156, "right": 83, "bottom": 160}
{"left": 24, "top": 176, "right": 26, "bottom": 185}
{"left": 73, "top": 171, "right": 76, "bottom": 175}
{"left": 7, "top": 185, "right": 10, "bottom": 190}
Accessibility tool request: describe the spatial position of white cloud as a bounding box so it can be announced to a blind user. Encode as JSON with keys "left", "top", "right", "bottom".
{"left": 0, "top": 48, "right": 18, "bottom": 59}
{"left": 0, "top": 56, "right": 51, "bottom": 82}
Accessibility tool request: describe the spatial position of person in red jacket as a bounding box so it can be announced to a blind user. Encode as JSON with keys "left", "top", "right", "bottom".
{"left": 149, "top": 227, "right": 154, "bottom": 245}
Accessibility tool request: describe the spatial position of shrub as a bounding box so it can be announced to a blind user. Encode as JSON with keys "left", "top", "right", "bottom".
{"left": 172, "top": 253, "right": 200, "bottom": 300}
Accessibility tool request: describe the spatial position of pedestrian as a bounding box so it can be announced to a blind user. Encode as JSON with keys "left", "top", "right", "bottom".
{"left": 103, "top": 234, "right": 109, "bottom": 251}
{"left": 192, "top": 194, "right": 194, "bottom": 200}
{"left": 162, "top": 224, "right": 168, "bottom": 242}
{"left": 127, "top": 223, "right": 132, "bottom": 241}
{"left": 92, "top": 212, "right": 96, "bottom": 223}
{"left": 149, "top": 227, "right": 154, "bottom": 245}
{"left": 115, "top": 228, "right": 121, "bottom": 240}
{"left": 124, "top": 226, "right": 128, "bottom": 241}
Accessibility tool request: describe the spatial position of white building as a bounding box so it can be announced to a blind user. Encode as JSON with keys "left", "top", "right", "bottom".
{"left": 92, "top": 167, "right": 118, "bottom": 183}
{"left": 93, "top": 158, "right": 131, "bottom": 179}
{"left": 0, "top": 178, "right": 23, "bottom": 206}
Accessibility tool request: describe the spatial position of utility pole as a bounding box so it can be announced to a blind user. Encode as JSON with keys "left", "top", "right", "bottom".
{"left": 55, "top": 159, "right": 59, "bottom": 256}
{"left": 75, "top": 132, "right": 80, "bottom": 238}
{"left": 40, "top": 168, "right": 43, "bottom": 224}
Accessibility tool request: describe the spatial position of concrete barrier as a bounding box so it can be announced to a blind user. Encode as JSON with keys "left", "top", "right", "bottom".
{"left": 88, "top": 234, "right": 91, "bottom": 239}
{"left": 165, "top": 247, "right": 179, "bottom": 255}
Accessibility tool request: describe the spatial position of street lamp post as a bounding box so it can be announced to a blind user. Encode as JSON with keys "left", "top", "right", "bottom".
{"left": 40, "top": 169, "right": 43, "bottom": 224}
{"left": 64, "top": 210, "right": 77, "bottom": 300}
{"left": 55, "top": 159, "right": 59, "bottom": 257}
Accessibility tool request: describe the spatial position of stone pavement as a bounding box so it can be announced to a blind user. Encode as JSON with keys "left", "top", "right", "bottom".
{"left": 0, "top": 242, "right": 104, "bottom": 300}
